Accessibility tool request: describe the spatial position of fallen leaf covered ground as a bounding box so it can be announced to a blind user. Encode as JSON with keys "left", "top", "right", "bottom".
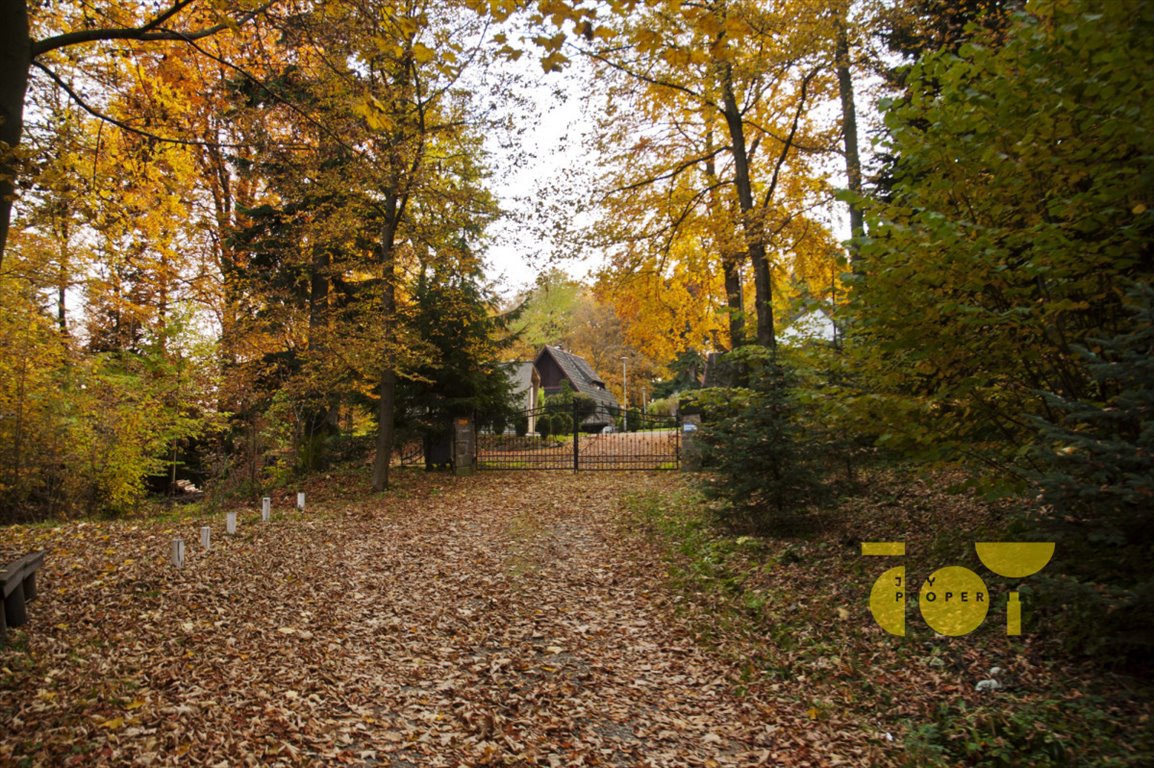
{"left": 1, "top": 470, "right": 879, "bottom": 767}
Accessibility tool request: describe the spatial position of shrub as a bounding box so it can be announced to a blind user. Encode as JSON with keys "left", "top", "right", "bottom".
{"left": 1028, "top": 284, "right": 1154, "bottom": 550}
{"left": 684, "top": 346, "right": 831, "bottom": 534}
{"left": 648, "top": 396, "right": 678, "bottom": 418}
{"left": 1025, "top": 283, "right": 1154, "bottom": 664}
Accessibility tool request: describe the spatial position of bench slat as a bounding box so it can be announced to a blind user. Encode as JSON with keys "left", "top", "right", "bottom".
{"left": 1, "top": 551, "right": 47, "bottom": 641}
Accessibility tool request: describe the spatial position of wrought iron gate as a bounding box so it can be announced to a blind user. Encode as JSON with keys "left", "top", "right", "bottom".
{"left": 476, "top": 403, "right": 680, "bottom": 471}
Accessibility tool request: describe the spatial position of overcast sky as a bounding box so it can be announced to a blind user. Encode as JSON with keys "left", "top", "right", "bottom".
{"left": 476, "top": 45, "right": 878, "bottom": 304}
{"left": 479, "top": 54, "right": 600, "bottom": 301}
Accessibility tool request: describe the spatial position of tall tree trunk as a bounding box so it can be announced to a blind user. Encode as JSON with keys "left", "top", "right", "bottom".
{"left": 372, "top": 359, "right": 397, "bottom": 491}
{"left": 371, "top": 194, "right": 402, "bottom": 492}
{"left": 306, "top": 245, "right": 341, "bottom": 435}
{"left": 721, "top": 76, "right": 775, "bottom": 350}
{"left": 56, "top": 218, "right": 69, "bottom": 332}
{"left": 704, "top": 135, "right": 745, "bottom": 349}
{"left": 722, "top": 257, "right": 745, "bottom": 349}
{"left": 204, "top": 137, "right": 241, "bottom": 365}
{"left": 835, "top": 9, "right": 865, "bottom": 270}
{"left": 307, "top": 249, "right": 329, "bottom": 338}
{"left": 157, "top": 251, "right": 168, "bottom": 353}
{"left": 0, "top": 0, "right": 31, "bottom": 268}
{"left": 370, "top": 38, "right": 423, "bottom": 492}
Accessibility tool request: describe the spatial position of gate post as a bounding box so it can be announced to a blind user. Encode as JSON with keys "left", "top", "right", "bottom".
{"left": 681, "top": 414, "right": 702, "bottom": 471}
{"left": 572, "top": 399, "right": 580, "bottom": 471}
{"left": 453, "top": 416, "right": 475, "bottom": 475}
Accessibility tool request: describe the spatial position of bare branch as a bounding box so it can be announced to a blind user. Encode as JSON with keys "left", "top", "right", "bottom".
{"left": 743, "top": 115, "right": 829, "bottom": 155}
{"left": 138, "top": 0, "right": 199, "bottom": 33}
{"left": 175, "top": 31, "right": 366, "bottom": 158}
{"left": 31, "top": 0, "right": 271, "bottom": 58}
{"left": 761, "top": 68, "right": 818, "bottom": 211}
{"left": 575, "top": 43, "right": 716, "bottom": 112}
{"left": 604, "top": 144, "right": 728, "bottom": 198}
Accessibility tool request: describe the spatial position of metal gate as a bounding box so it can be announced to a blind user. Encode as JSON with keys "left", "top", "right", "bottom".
{"left": 476, "top": 403, "right": 680, "bottom": 471}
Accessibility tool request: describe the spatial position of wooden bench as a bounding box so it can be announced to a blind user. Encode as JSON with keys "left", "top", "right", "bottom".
{"left": 1, "top": 551, "right": 46, "bottom": 643}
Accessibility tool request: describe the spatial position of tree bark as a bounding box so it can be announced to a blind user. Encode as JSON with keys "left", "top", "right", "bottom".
{"left": 56, "top": 216, "right": 70, "bottom": 332}
{"left": 722, "top": 256, "right": 745, "bottom": 349}
{"left": 835, "top": 10, "right": 865, "bottom": 270}
{"left": 704, "top": 135, "right": 745, "bottom": 349}
{"left": 720, "top": 74, "right": 775, "bottom": 350}
{"left": 371, "top": 269, "right": 397, "bottom": 490}
{"left": 0, "top": 0, "right": 32, "bottom": 268}
{"left": 371, "top": 194, "right": 402, "bottom": 492}
{"left": 202, "top": 135, "right": 239, "bottom": 362}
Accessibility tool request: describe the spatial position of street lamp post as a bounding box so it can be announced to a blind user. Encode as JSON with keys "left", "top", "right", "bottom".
{"left": 621, "top": 356, "right": 628, "bottom": 432}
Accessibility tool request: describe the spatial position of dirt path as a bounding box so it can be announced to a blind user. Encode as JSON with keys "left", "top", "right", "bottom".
{"left": 1, "top": 472, "right": 837, "bottom": 766}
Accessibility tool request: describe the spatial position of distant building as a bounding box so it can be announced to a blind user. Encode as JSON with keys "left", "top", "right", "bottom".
{"left": 779, "top": 307, "right": 838, "bottom": 345}
{"left": 534, "top": 345, "right": 619, "bottom": 430}
{"left": 504, "top": 361, "right": 541, "bottom": 433}
{"left": 700, "top": 307, "right": 839, "bottom": 388}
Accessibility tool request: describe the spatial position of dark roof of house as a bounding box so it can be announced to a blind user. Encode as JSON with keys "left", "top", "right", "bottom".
{"left": 504, "top": 361, "right": 538, "bottom": 396}
{"left": 537, "top": 345, "right": 619, "bottom": 410}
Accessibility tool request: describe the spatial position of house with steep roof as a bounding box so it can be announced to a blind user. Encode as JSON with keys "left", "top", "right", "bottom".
{"left": 534, "top": 345, "right": 619, "bottom": 431}
{"left": 503, "top": 361, "right": 541, "bottom": 433}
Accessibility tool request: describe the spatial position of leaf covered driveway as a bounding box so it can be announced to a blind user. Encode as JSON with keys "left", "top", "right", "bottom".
{"left": 2, "top": 473, "right": 854, "bottom": 766}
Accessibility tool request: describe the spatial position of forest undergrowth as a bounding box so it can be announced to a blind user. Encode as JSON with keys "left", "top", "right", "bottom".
{"left": 625, "top": 466, "right": 1154, "bottom": 768}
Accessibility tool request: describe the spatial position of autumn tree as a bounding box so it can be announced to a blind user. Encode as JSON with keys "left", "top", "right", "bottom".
{"left": 832, "top": 0, "right": 864, "bottom": 262}
{"left": 0, "top": 11, "right": 234, "bottom": 517}
{"left": 336, "top": 0, "right": 503, "bottom": 491}
{"left": 578, "top": 0, "right": 843, "bottom": 351}
{"left": 16, "top": 85, "right": 93, "bottom": 333}
{"left": 210, "top": 0, "right": 507, "bottom": 490}
{"left": 0, "top": 0, "right": 274, "bottom": 267}
{"left": 0, "top": 253, "right": 72, "bottom": 520}
{"left": 506, "top": 269, "right": 587, "bottom": 360}
{"left": 224, "top": 30, "right": 381, "bottom": 471}
{"left": 0, "top": 229, "right": 216, "bottom": 520}
{"left": 83, "top": 64, "right": 203, "bottom": 353}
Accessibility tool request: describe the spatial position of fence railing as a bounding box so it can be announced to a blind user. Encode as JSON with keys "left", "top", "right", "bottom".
{"left": 476, "top": 403, "right": 680, "bottom": 471}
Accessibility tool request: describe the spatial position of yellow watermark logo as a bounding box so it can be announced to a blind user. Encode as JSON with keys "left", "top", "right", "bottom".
{"left": 863, "top": 541, "right": 1054, "bottom": 637}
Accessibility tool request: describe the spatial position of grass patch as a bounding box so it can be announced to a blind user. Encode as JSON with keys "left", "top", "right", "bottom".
{"left": 623, "top": 486, "right": 810, "bottom": 677}
{"left": 905, "top": 692, "right": 1152, "bottom": 767}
